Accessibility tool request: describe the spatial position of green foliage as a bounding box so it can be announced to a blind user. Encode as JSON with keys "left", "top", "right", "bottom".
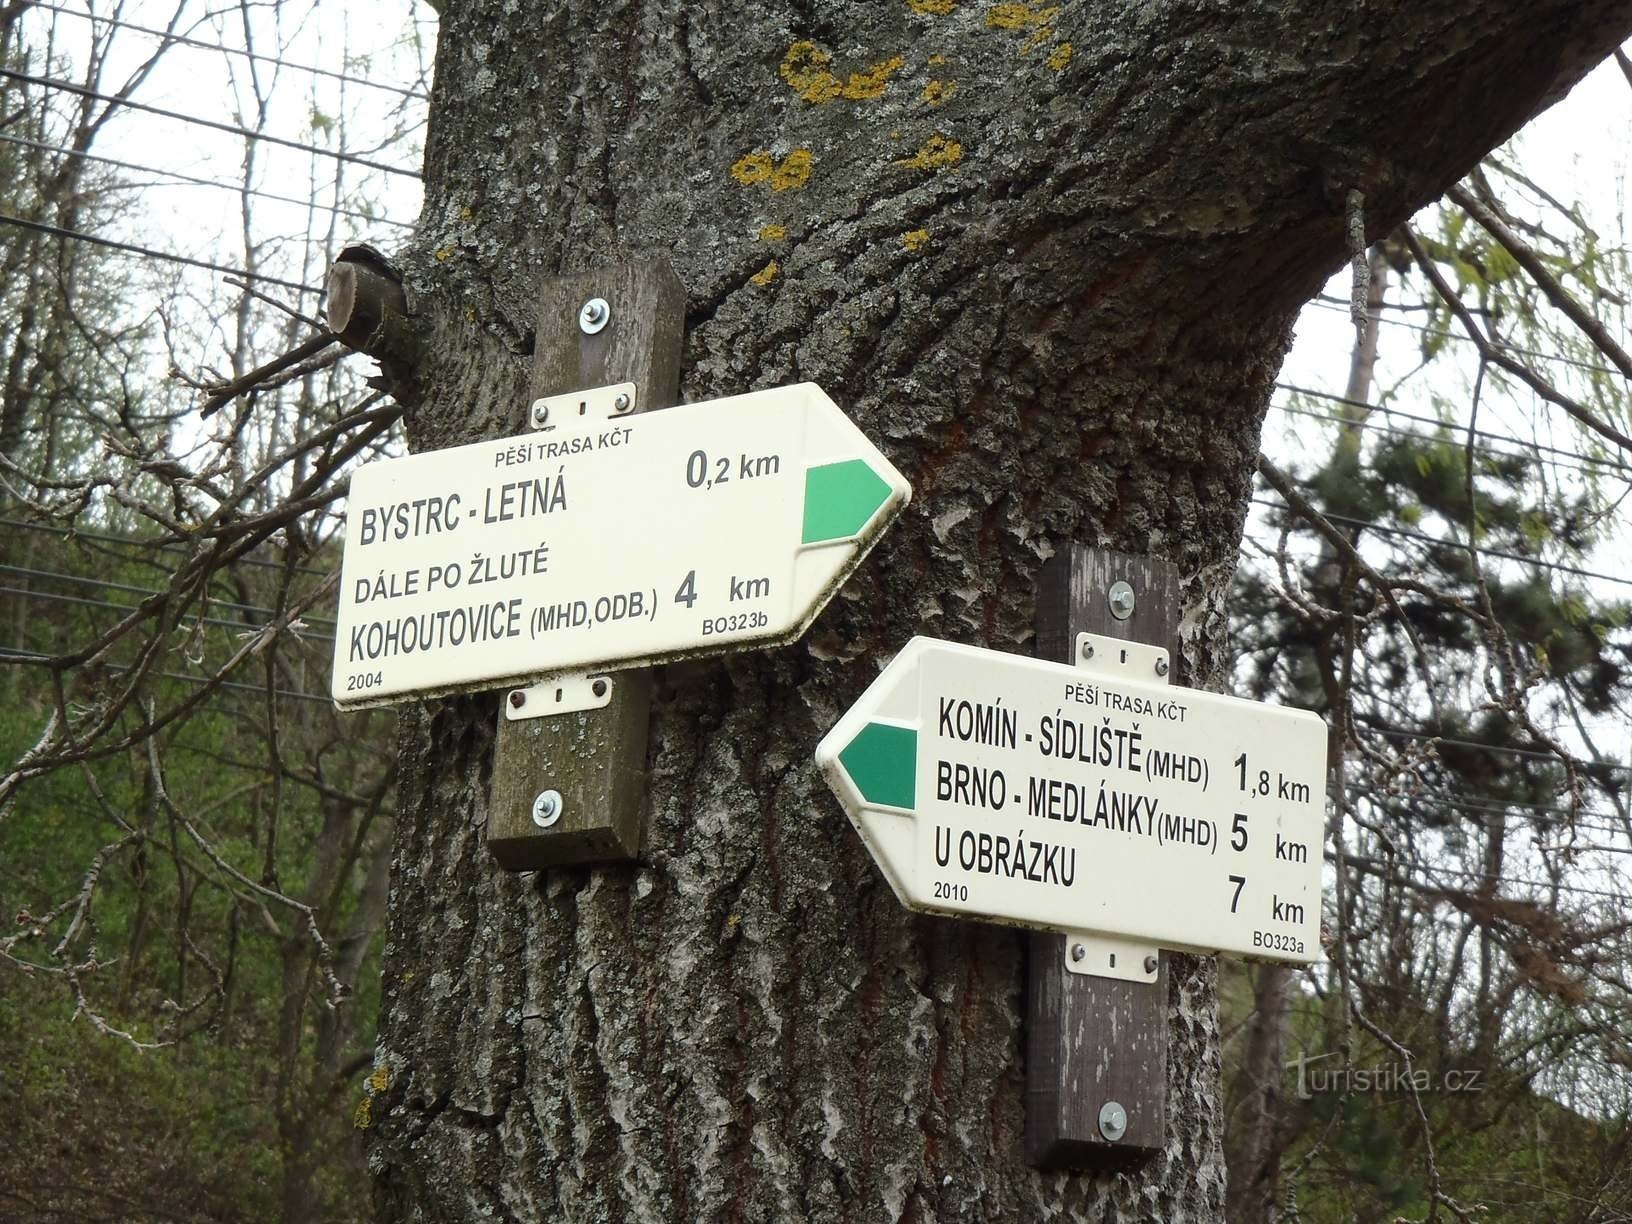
{"left": 1221, "top": 959, "right": 1631, "bottom": 1223}
{"left": 0, "top": 530, "right": 385, "bottom": 1221}
{"left": 0, "top": 974, "right": 284, "bottom": 1221}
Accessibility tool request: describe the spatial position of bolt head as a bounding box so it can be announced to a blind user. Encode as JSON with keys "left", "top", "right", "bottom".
{"left": 509, "top": 690, "right": 526, "bottom": 708}
{"left": 1155, "top": 657, "right": 1169, "bottom": 677}
{"left": 578, "top": 297, "right": 610, "bottom": 335}
{"left": 530, "top": 400, "right": 549, "bottom": 426}
{"left": 1080, "top": 640, "right": 1095, "bottom": 660}
{"left": 1107, "top": 580, "right": 1135, "bottom": 620}
{"left": 1098, "top": 1100, "right": 1128, "bottom": 1141}
{"left": 531, "top": 789, "right": 562, "bottom": 829}
{"left": 612, "top": 392, "right": 631, "bottom": 413}
{"left": 1144, "top": 955, "right": 1158, "bottom": 974}
{"left": 1070, "top": 942, "right": 1087, "bottom": 962}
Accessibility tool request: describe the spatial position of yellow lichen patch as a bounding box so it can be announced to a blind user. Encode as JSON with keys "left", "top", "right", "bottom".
{"left": 1019, "top": 26, "right": 1052, "bottom": 54}
{"left": 922, "top": 79, "right": 955, "bottom": 105}
{"left": 780, "top": 40, "right": 905, "bottom": 104}
{"left": 896, "top": 133, "right": 964, "bottom": 171}
{"left": 353, "top": 1098, "right": 373, "bottom": 1130}
{"left": 750, "top": 260, "right": 780, "bottom": 287}
{"left": 769, "top": 149, "right": 813, "bottom": 191}
{"left": 434, "top": 246, "right": 455, "bottom": 262}
{"left": 928, "top": 54, "right": 948, "bottom": 65}
{"left": 902, "top": 229, "right": 931, "bottom": 252}
{"left": 369, "top": 1065, "right": 391, "bottom": 1094}
{"left": 846, "top": 54, "right": 905, "bottom": 99}
{"left": 907, "top": 0, "right": 955, "bottom": 13}
{"left": 758, "top": 223, "right": 788, "bottom": 241}
{"left": 780, "top": 41, "right": 841, "bottom": 102}
{"left": 731, "top": 151, "right": 776, "bottom": 185}
{"left": 986, "top": 1, "right": 1058, "bottom": 30}
{"left": 734, "top": 149, "right": 814, "bottom": 192}
{"left": 1046, "top": 42, "right": 1072, "bottom": 71}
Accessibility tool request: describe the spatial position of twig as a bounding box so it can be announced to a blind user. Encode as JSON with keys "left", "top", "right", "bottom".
{"left": 197, "top": 331, "right": 339, "bottom": 418}
{"left": 223, "top": 275, "right": 326, "bottom": 331}
{"left": 1402, "top": 227, "right": 1632, "bottom": 455}
{"left": 1448, "top": 183, "right": 1632, "bottom": 384}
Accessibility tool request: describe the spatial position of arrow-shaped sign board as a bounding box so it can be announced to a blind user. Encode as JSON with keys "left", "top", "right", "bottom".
{"left": 332, "top": 383, "right": 909, "bottom": 708}
{"left": 817, "top": 637, "right": 1327, "bottom": 966}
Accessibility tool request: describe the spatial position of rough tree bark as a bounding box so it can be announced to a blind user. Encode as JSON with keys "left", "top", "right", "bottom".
{"left": 364, "top": 3, "right": 1632, "bottom": 1220}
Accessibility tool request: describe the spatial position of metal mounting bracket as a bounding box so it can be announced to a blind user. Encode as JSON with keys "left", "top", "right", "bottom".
{"left": 507, "top": 379, "right": 632, "bottom": 726}
{"left": 505, "top": 673, "right": 615, "bottom": 721}
{"left": 1064, "top": 932, "right": 1160, "bottom": 983}
{"left": 1061, "top": 631, "right": 1168, "bottom": 983}
{"left": 528, "top": 381, "right": 636, "bottom": 431}
{"left": 1075, "top": 632, "right": 1170, "bottom": 683}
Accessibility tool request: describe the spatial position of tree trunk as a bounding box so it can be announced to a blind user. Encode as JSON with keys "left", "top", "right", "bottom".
{"left": 366, "top": 3, "right": 1632, "bottom": 1219}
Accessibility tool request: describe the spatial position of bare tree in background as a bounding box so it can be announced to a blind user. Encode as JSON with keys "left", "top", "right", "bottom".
{"left": 1227, "top": 164, "right": 1632, "bottom": 1220}
{"left": 0, "top": 2, "right": 427, "bottom": 1217}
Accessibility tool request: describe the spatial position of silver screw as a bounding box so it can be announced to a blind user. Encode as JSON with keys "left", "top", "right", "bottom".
{"left": 531, "top": 789, "right": 563, "bottom": 828}
{"left": 530, "top": 399, "right": 549, "bottom": 426}
{"left": 1080, "top": 640, "right": 1095, "bottom": 661}
{"left": 1154, "top": 657, "right": 1169, "bottom": 677}
{"left": 1098, "top": 1100, "right": 1128, "bottom": 1142}
{"left": 1070, "top": 942, "right": 1087, "bottom": 963}
{"left": 1144, "top": 955, "right": 1158, "bottom": 974}
{"left": 1108, "top": 580, "right": 1135, "bottom": 621}
{"left": 612, "top": 392, "right": 631, "bottom": 413}
{"left": 578, "top": 297, "right": 610, "bottom": 335}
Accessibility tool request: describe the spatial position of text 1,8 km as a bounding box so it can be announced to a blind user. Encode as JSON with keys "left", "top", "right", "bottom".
{"left": 1233, "top": 752, "right": 1311, "bottom": 803}
{"left": 684, "top": 448, "right": 782, "bottom": 490}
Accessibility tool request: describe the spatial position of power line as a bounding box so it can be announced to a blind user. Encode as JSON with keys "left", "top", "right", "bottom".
{"left": 31, "top": 2, "right": 429, "bottom": 101}
{"left": 0, "top": 66, "right": 421, "bottom": 180}
{"left": 1270, "top": 401, "right": 1621, "bottom": 486}
{"left": 0, "top": 645, "right": 331, "bottom": 706}
{"left": 1248, "top": 496, "right": 1632, "bottom": 589}
{"left": 0, "top": 583, "right": 336, "bottom": 644}
{"left": 0, "top": 210, "right": 321, "bottom": 295}
{"left": 0, "top": 517, "right": 335, "bottom": 579}
{"left": 1272, "top": 382, "right": 1632, "bottom": 478}
{"left": 1350, "top": 721, "right": 1632, "bottom": 776}
{"left": 0, "top": 562, "right": 336, "bottom": 627}
{"left": 1355, "top": 792, "right": 1630, "bottom": 839}
{"left": 1342, "top": 798, "right": 1632, "bottom": 854}
{"left": 1333, "top": 849, "right": 1632, "bottom": 904}
{"left": 1309, "top": 295, "right": 1627, "bottom": 382}
{"left": 1226, "top": 626, "right": 1632, "bottom": 777}
{"left": 0, "top": 132, "right": 412, "bottom": 230}
{"left": 1358, "top": 783, "right": 1626, "bottom": 824}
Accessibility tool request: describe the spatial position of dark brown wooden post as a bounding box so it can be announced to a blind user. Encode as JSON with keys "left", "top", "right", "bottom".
{"left": 1026, "top": 545, "right": 1178, "bottom": 1167}
{"left": 484, "top": 259, "right": 686, "bottom": 869}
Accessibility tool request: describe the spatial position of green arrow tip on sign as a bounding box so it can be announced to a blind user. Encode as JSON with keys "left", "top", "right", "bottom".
{"left": 802, "top": 459, "right": 893, "bottom": 544}
{"left": 836, "top": 721, "right": 916, "bottom": 810}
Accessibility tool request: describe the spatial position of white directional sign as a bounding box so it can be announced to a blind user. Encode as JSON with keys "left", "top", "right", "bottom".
{"left": 817, "top": 636, "right": 1326, "bottom": 967}
{"left": 332, "top": 383, "right": 910, "bottom": 708}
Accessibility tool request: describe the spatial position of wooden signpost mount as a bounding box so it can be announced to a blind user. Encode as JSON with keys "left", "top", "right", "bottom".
{"left": 485, "top": 260, "right": 686, "bottom": 869}
{"left": 1025, "top": 545, "right": 1176, "bottom": 1168}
